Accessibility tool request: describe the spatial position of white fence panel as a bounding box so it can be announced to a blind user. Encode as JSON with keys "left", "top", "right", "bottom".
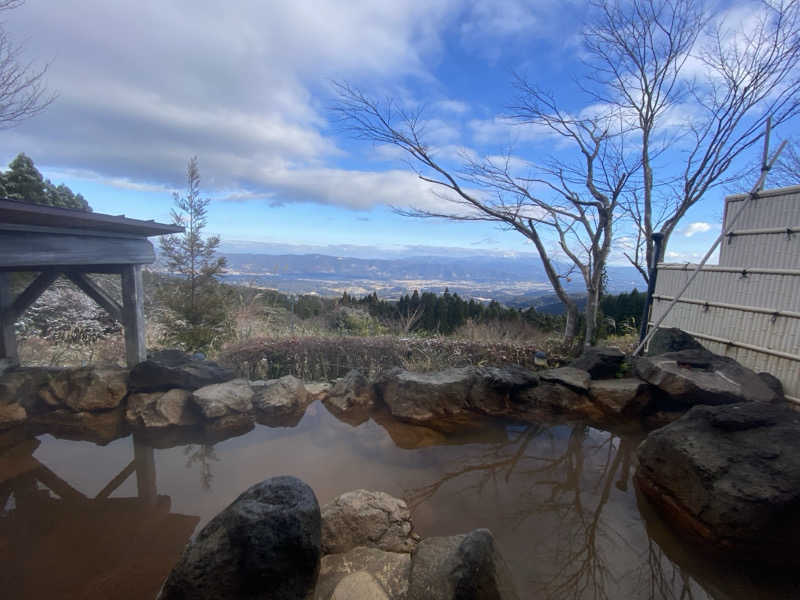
{"left": 649, "top": 186, "right": 800, "bottom": 402}
{"left": 723, "top": 186, "right": 800, "bottom": 230}
{"left": 720, "top": 232, "right": 800, "bottom": 269}
{"left": 651, "top": 267, "right": 800, "bottom": 402}
{"left": 655, "top": 266, "right": 800, "bottom": 313}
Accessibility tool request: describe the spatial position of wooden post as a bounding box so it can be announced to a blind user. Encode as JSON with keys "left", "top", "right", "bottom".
{"left": 0, "top": 272, "right": 19, "bottom": 366}
{"left": 133, "top": 434, "right": 157, "bottom": 506}
{"left": 121, "top": 264, "right": 146, "bottom": 367}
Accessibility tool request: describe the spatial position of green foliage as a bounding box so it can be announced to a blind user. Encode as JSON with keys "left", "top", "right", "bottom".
{"left": 158, "top": 157, "right": 230, "bottom": 352}
{"left": 330, "top": 306, "right": 384, "bottom": 336}
{"left": 340, "top": 288, "right": 563, "bottom": 335}
{"left": 598, "top": 289, "right": 646, "bottom": 337}
{"left": 2, "top": 153, "right": 90, "bottom": 210}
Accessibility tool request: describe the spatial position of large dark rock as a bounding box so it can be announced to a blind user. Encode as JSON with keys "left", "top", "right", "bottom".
{"left": 128, "top": 350, "right": 235, "bottom": 393}
{"left": 570, "top": 346, "right": 626, "bottom": 379}
{"left": 634, "top": 348, "right": 781, "bottom": 407}
{"left": 516, "top": 382, "right": 605, "bottom": 422}
{"left": 158, "top": 476, "right": 321, "bottom": 600}
{"left": 377, "top": 367, "right": 474, "bottom": 429}
{"left": 407, "top": 529, "right": 518, "bottom": 600}
{"left": 646, "top": 327, "right": 704, "bottom": 356}
{"left": 758, "top": 371, "right": 785, "bottom": 402}
{"left": 538, "top": 366, "right": 590, "bottom": 392}
{"left": 376, "top": 366, "right": 538, "bottom": 431}
{"left": 635, "top": 402, "right": 800, "bottom": 564}
{"left": 588, "top": 378, "right": 652, "bottom": 418}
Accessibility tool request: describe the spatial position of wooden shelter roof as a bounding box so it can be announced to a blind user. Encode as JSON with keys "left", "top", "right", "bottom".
{"left": 0, "top": 198, "right": 182, "bottom": 367}
{"left": 0, "top": 198, "right": 182, "bottom": 237}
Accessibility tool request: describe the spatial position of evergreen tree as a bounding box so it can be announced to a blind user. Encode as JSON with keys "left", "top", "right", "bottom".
{"left": 2, "top": 153, "right": 90, "bottom": 210}
{"left": 158, "top": 157, "right": 229, "bottom": 351}
{"left": 3, "top": 152, "right": 45, "bottom": 202}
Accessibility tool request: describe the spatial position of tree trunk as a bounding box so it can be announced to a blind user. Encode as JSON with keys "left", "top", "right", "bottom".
{"left": 564, "top": 301, "right": 580, "bottom": 347}
{"left": 584, "top": 285, "right": 599, "bottom": 347}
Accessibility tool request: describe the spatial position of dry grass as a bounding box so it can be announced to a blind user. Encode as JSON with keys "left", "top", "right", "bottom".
{"left": 18, "top": 332, "right": 127, "bottom": 367}
{"left": 14, "top": 287, "right": 579, "bottom": 377}
{"left": 452, "top": 318, "right": 556, "bottom": 346}
{"left": 219, "top": 334, "right": 549, "bottom": 381}
{"left": 600, "top": 332, "right": 639, "bottom": 354}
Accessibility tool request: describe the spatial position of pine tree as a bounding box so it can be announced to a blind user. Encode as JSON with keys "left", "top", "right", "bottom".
{"left": 158, "top": 157, "right": 230, "bottom": 352}
{"left": 2, "top": 153, "right": 90, "bottom": 210}
{"left": 3, "top": 152, "right": 45, "bottom": 202}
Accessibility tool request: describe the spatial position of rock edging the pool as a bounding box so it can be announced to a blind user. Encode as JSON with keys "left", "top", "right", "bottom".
{"left": 156, "top": 476, "right": 519, "bottom": 600}
{"left": 3, "top": 330, "right": 799, "bottom": 567}
{"left": 2, "top": 333, "right": 785, "bottom": 438}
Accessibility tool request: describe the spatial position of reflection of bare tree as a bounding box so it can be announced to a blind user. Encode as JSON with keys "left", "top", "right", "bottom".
{"left": 406, "top": 425, "right": 546, "bottom": 508}
{"left": 535, "top": 433, "right": 632, "bottom": 600}
{"left": 641, "top": 540, "right": 701, "bottom": 600}
{"left": 404, "top": 424, "right": 652, "bottom": 600}
{"left": 184, "top": 444, "right": 219, "bottom": 491}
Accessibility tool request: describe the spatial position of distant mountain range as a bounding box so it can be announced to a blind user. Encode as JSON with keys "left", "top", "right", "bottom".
{"left": 216, "top": 252, "right": 645, "bottom": 305}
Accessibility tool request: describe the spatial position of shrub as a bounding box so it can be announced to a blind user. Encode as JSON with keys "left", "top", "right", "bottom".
{"left": 219, "top": 335, "right": 549, "bottom": 381}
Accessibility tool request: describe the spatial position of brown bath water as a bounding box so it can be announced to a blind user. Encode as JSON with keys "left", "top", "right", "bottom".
{"left": 0, "top": 401, "right": 794, "bottom": 599}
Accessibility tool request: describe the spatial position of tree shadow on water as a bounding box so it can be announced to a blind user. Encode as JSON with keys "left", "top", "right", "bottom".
{"left": 404, "top": 423, "right": 718, "bottom": 600}
{"left": 184, "top": 444, "right": 219, "bottom": 491}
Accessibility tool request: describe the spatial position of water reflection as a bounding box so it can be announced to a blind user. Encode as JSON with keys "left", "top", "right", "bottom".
{"left": 0, "top": 433, "right": 199, "bottom": 599}
{"left": 0, "top": 402, "right": 794, "bottom": 600}
{"left": 184, "top": 444, "right": 219, "bottom": 491}
{"left": 635, "top": 488, "right": 799, "bottom": 600}
{"left": 403, "top": 424, "right": 646, "bottom": 599}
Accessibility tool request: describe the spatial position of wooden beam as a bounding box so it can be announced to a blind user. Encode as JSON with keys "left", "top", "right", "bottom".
{"left": 0, "top": 272, "right": 18, "bottom": 365}
{"left": 121, "top": 264, "right": 146, "bottom": 368}
{"left": 10, "top": 271, "right": 60, "bottom": 321}
{"left": 34, "top": 461, "right": 88, "bottom": 503}
{"left": 95, "top": 459, "right": 136, "bottom": 500}
{"left": 0, "top": 264, "right": 127, "bottom": 274}
{"left": 66, "top": 272, "right": 123, "bottom": 323}
{"left": 0, "top": 231, "right": 155, "bottom": 269}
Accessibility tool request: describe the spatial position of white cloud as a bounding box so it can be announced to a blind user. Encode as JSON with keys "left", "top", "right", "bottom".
{"left": 468, "top": 117, "right": 555, "bottom": 146}
{"left": 433, "top": 99, "right": 470, "bottom": 114}
{"left": 418, "top": 118, "right": 463, "bottom": 145}
{"left": 1, "top": 0, "right": 463, "bottom": 189}
{"left": 666, "top": 250, "right": 703, "bottom": 260}
{"left": 683, "top": 221, "right": 716, "bottom": 237}
{"left": 458, "top": 0, "right": 570, "bottom": 61}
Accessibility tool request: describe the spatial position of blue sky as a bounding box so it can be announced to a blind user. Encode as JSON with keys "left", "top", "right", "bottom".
{"left": 1, "top": 0, "right": 792, "bottom": 268}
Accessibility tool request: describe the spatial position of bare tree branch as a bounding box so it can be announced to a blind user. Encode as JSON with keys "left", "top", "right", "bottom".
{"left": 583, "top": 0, "right": 800, "bottom": 282}
{"left": 0, "top": 0, "right": 55, "bottom": 128}
{"left": 332, "top": 79, "right": 630, "bottom": 346}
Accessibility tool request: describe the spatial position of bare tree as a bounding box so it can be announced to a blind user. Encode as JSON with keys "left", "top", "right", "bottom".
{"left": 333, "top": 83, "right": 629, "bottom": 346}
{"left": 0, "top": 0, "right": 54, "bottom": 128}
{"left": 773, "top": 139, "right": 800, "bottom": 185}
{"left": 580, "top": 0, "right": 800, "bottom": 281}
